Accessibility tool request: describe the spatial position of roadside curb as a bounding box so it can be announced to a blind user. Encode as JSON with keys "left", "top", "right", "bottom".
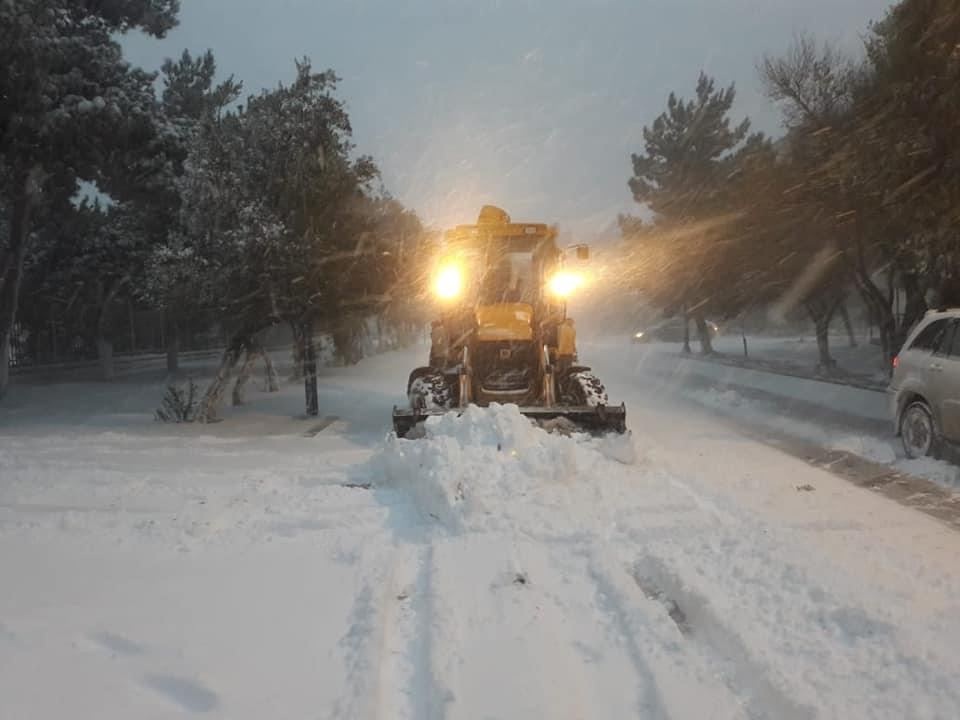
{"left": 669, "top": 351, "right": 888, "bottom": 394}
{"left": 634, "top": 349, "right": 890, "bottom": 425}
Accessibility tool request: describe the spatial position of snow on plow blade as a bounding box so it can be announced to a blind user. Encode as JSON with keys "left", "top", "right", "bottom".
{"left": 391, "top": 404, "right": 627, "bottom": 439}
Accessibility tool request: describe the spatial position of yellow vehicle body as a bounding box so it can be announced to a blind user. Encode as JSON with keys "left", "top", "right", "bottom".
{"left": 557, "top": 319, "right": 577, "bottom": 357}
{"left": 475, "top": 304, "right": 534, "bottom": 342}
{"left": 392, "top": 206, "right": 625, "bottom": 437}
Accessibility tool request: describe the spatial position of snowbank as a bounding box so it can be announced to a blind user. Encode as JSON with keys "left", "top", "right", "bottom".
{"left": 369, "top": 403, "right": 636, "bottom": 532}
{"left": 619, "top": 346, "right": 960, "bottom": 492}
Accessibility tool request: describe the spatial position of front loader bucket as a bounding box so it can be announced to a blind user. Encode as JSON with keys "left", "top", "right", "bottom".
{"left": 391, "top": 403, "right": 627, "bottom": 439}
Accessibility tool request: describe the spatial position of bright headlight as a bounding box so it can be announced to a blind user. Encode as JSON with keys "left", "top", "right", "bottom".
{"left": 548, "top": 270, "right": 582, "bottom": 298}
{"left": 433, "top": 264, "right": 463, "bottom": 300}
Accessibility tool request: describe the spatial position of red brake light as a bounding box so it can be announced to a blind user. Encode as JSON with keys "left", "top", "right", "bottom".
{"left": 892, "top": 355, "right": 899, "bottom": 369}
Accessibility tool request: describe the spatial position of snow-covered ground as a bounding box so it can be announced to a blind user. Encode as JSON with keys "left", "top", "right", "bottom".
{"left": 709, "top": 333, "right": 892, "bottom": 383}
{"left": 2, "top": 342, "right": 960, "bottom": 719}
{"left": 606, "top": 338, "right": 960, "bottom": 493}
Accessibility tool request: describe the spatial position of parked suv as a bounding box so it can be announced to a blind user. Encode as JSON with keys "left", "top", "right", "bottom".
{"left": 890, "top": 309, "right": 960, "bottom": 458}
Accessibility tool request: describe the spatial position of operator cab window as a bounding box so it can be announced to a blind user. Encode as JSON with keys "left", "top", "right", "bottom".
{"left": 479, "top": 252, "right": 535, "bottom": 304}
{"left": 909, "top": 319, "right": 950, "bottom": 353}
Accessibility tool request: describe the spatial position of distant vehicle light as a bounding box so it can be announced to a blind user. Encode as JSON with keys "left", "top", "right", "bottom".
{"left": 892, "top": 355, "right": 899, "bottom": 369}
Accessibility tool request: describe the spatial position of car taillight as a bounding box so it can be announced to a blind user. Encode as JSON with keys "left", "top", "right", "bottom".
{"left": 892, "top": 355, "right": 899, "bottom": 369}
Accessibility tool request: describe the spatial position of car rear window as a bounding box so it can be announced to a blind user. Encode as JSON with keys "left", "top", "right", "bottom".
{"left": 909, "top": 319, "right": 950, "bottom": 352}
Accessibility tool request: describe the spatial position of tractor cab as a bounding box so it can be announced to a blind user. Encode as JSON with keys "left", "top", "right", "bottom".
{"left": 436, "top": 207, "right": 580, "bottom": 335}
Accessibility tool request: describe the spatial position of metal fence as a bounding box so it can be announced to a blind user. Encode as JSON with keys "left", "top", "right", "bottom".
{"left": 7, "top": 306, "right": 424, "bottom": 378}
{"left": 6, "top": 307, "right": 228, "bottom": 370}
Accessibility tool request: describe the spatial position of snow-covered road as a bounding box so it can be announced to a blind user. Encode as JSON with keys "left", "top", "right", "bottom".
{"left": 2, "top": 343, "right": 959, "bottom": 719}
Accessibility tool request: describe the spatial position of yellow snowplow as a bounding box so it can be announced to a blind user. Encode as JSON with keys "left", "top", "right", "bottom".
{"left": 392, "top": 205, "right": 627, "bottom": 438}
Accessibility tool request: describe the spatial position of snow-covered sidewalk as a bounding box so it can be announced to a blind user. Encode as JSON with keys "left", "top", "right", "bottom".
{"left": 599, "top": 339, "right": 960, "bottom": 495}
{"left": 2, "top": 344, "right": 960, "bottom": 719}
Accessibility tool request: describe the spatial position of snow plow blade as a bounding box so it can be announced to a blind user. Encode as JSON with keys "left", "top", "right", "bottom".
{"left": 392, "top": 404, "right": 627, "bottom": 439}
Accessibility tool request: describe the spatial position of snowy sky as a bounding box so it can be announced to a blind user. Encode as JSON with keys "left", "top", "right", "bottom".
{"left": 121, "top": 0, "right": 895, "bottom": 240}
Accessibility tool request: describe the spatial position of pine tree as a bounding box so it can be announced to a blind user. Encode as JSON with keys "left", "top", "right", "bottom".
{"left": 173, "top": 59, "right": 380, "bottom": 419}
{"left": 0, "top": 0, "right": 180, "bottom": 397}
{"left": 626, "top": 73, "right": 756, "bottom": 353}
{"left": 629, "top": 73, "right": 751, "bottom": 221}
{"left": 139, "top": 49, "right": 242, "bottom": 373}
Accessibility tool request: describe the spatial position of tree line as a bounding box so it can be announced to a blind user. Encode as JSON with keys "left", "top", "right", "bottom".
{"left": 4, "top": 0, "right": 957, "bottom": 417}
{"left": 0, "top": 1, "right": 433, "bottom": 418}
{"left": 616, "top": 0, "right": 960, "bottom": 372}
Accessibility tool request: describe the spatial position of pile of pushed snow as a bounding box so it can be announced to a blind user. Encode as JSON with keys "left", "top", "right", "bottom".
{"left": 829, "top": 434, "right": 897, "bottom": 464}
{"left": 368, "top": 404, "right": 635, "bottom": 532}
{"left": 896, "top": 456, "right": 960, "bottom": 490}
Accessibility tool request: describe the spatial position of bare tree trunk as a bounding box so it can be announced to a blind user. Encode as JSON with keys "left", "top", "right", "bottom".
{"left": 262, "top": 347, "right": 279, "bottom": 392}
{"left": 0, "top": 337, "right": 9, "bottom": 397}
{"left": 814, "top": 317, "right": 834, "bottom": 370}
{"left": 806, "top": 299, "right": 839, "bottom": 372}
{"left": 197, "top": 337, "right": 245, "bottom": 422}
{"left": 897, "top": 273, "right": 927, "bottom": 351}
{"left": 232, "top": 349, "right": 258, "bottom": 405}
{"left": 165, "top": 307, "right": 179, "bottom": 374}
{"left": 95, "top": 277, "right": 128, "bottom": 381}
{"left": 303, "top": 323, "right": 318, "bottom": 417}
{"left": 96, "top": 335, "right": 115, "bottom": 381}
{"left": 847, "top": 231, "right": 896, "bottom": 364}
{"left": 375, "top": 314, "right": 385, "bottom": 352}
{"left": 855, "top": 276, "right": 895, "bottom": 364}
{"left": 694, "top": 313, "right": 714, "bottom": 355}
{"left": 838, "top": 300, "right": 857, "bottom": 348}
{"left": 128, "top": 299, "right": 136, "bottom": 353}
{"left": 0, "top": 322, "right": 17, "bottom": 399}
{"left": 681, "top": 304, "right": 691, "bottom": 354}
{"left": 289, "top": 321, "right": 304, "bottom": 381}
{"left": 0, "top": 170, "right": 37, "bottom": 400}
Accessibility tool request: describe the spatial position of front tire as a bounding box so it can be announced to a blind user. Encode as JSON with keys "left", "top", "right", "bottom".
{"left": 407, "top": 367, "right": 452, "bottom": 411}
{"left": 561, "top": 369, "right": 609, "bottom": 407}
{"left": 900, "top": 400, "right": 935, "bottom": 458}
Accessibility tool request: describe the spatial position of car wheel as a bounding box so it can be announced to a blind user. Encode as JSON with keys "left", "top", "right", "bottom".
{"left": 900, "top": 401, "right": 935, "bottom": 459}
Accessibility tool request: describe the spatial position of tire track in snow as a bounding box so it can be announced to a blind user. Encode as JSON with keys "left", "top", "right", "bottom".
{"left": 589, "top": 445, "right": 824, "bottom": 719}
{"left": 327, "top": 540, "right": 453, "bottom": 720}
{"left": 631, "top": 555, "right": 816, "bottom": 720}
{"left": 610, "top": 461, "right": 960, "bottom": 719}
{"left": 597, "top": 465, "right": 815, "bottom": 719}
{"left": 539, "top": 545, "right": 666, "bottom": 718}
{"left": 326, "top": 545, "right": 395, "bottom": 720}
{"left": 375, "top": 541, "right": 451, "bottom": 720}
{"left": 481, "top": 433, "right": 750, "bottom": 717}
{"left": 617, "top": 517, "right": 960, "bottom": 719}
{"left": 369, "top": 545, "right": 415, "bottom": 720}
{"left": 530, "top": 443, "right": 754, "bottom": 717}
{"left": 584, "top": 549, "right": 749, "bottom": 720}
{"left": 429, "top": 534, "right": 648, "bottom": 720}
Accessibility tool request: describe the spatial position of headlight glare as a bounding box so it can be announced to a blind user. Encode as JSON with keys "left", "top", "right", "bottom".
{"left": 548, "top": 270, "right": 583, "bottom": 298}
{"left": 433, "top": 264, "right": 463, "bottom": 301}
